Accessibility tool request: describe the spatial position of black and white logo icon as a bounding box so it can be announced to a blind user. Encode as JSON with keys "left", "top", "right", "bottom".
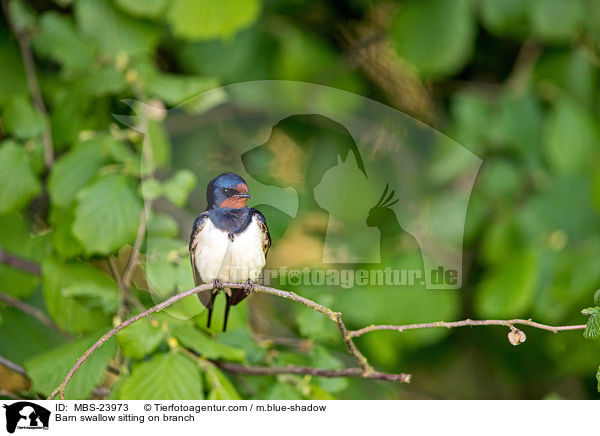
{"left": 3, "top": 402, "right": 50, "bottom": 434}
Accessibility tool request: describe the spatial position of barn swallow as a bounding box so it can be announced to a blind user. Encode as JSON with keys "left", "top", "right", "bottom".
{"left": 189, "top": 173, "right": 271, "bottom": 331}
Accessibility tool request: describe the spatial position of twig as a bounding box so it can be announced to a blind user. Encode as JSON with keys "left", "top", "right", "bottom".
{"left": 107, "top": 256, "right": 144, "bottom": 314}
{"left": 214, "top": 361, "right": 411, "bottom": 382}
{"left": 349, "top": 318, "right": 587, "bottom": 338}
{"left": 0, "top": 354, "right": 27, "bottom": 376}
{"left": 0, "top": 248, "right": 41, "bottom": 275}
{"left": 43, "top": 282, "right": 590, "bottom": 399}
{"left": 0, "top": 289, "right": 70, "bottom": 338}
{"left": 505, "top": 38, "right": 542, "bottom": 93}
{"left": 122, "top": 201, "right": 152, "bottom": 288}
{"left": 252, "top": 284, "right": 373, "bottom": 373}
{"left": 46, "top": 282, "right": 394, "bottom": 399}
{"left": 1, "top": 0, "right": 54, "bottom": 168}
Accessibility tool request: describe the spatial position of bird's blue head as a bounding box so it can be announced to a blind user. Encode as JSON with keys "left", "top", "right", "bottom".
{"left": 206, "top": 173, "right": 252, "bottom": 210}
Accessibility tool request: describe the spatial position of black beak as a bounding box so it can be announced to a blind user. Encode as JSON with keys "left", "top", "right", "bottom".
{"left": 235, "top": 193, "right": 252, "bottom": 199}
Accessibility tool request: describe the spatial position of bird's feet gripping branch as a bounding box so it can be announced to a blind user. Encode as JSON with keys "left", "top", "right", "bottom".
{"left": 242, "top": 279, "right": 256, "bottom": 297}
{"left": 212, "top": 278, "right": 224, "bottom": 293}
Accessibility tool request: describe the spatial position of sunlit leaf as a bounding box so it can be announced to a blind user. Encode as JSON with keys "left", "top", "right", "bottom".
{"left": 73, "top": 174, "right": 143, "bottom": 255}
{"left": 475, "top": 251, "right": 538, "bottom": 318}
{"left": 172, "top": 325, "right": 246, "bottom": 362}
{"left": 75, "top": 0, "right": 160, "bottom": 56}
{"left": 42, "top": 259, "right": 117, "bottom": 333}
{"left": 166, "top": 0, "right": 260, "bottom": 41}
{"left": 117, "top": 317, "right": 164, "bottom": 359}
{"left": 3, "top": 95, "right": 45, "bottom": 140}
{"left": 390, "top": 0, "right": 475, "bottom": 76}
{"left": 118, "top": 352, "right": 204, "bottom": 399}
{"left": 48, "top": 139, "right": 108, "bottom": 207}
{"left": 25, "top": 333, "right": 116, "bottom": 399}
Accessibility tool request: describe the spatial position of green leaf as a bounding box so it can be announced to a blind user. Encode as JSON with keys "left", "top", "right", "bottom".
{"left": 112, "top": 0, "right": 168, "bottom": 18}
{"left": 480, "top": 0, "right": 529, "bottom": 37}
{"left": 0, "top": 213, "right": 49, "bottom": 298}
{"left": 146, "top": 73, "right": 218, "bottom": 106}
{"left": 597, "top": 365, "right": 600, "bottom": 392}
{"left": 48, "top": 139, "right": 108, "bottom": 207}
{"left": 475, "top": 251, "right": 538, "bottom": 318}
{"left": 0, "top": 307, "right": 64, "bottom": 364}
{"left": 0, "top": 141, "right": 41, "bottom": 215}
{"left": 62, "top": 284, "right": 119, "bottom": 314}
{"left": 166, "top": 0, "right": 260, "bottom": 41}
{"left": 145, "top": 237, "right": 185, "bottom": 296}
{"left": 73, "top": 174, "right": 143, "bottom": 255}
{"left": 33, "top": 12, "right": 95, "bottom": 75}
{"left": 42, "top": 259, "right": 117, "bottom": 333}
{"left": 172, "top": 325, "right": 246, "bottom": 362}
{"left": 3, "top": 95, "right": 46, "bottom": 139}
{"left": 0, "top": 30, "right": 27, "bottom": 106}
{"left": 261, "top": 382, "right": 304, "bottom": 400}
{"left": 82, "top": 67, "right": 127, "bottom": 97}
{"left": 534, "top": 49, "right": 599, "bottom": 109}
{"left": 75, "top": 0, "right": 160, "bottom": 56}
{"left": 162, "top": 170, "right": 196, "bottom": 206}
{"left": 216, "top": 328, "right": 267, "bottom": 364}
{"left": 297, "top": 294, "right": 339, "bottom": 342}
{"left": 25, "top": 334, "right": 116, "bottom": 399}
{"left": 147, "top": 212, "right": 179, "bottom": 237}
{"left": 49, "top": 86, "right": 89, "bottom": 149}
{"left": 117, "top": 316, "right": 164, "bottom": 359}
{"left": 118, "top": 352, "right": 204, "bottom": 399}
{"left": 583, "top": 307, "right": 600, "bottom": 340}
{"left": 542, "top": 98, "right": 600, "bottom": 174}
{"left": 518, "top": 175, "right": 598, "bottom": 244}
{"left": 9, "top": 0, "right": 37, "bottom": 32}
{"left": 49, "top": 206, "right": 85, "bottom": 259}
{"left": 390, "top": 0, "right": 475, "bottom": 76}
{"left": 146, "top": 120, "right": 171, "bottom": 166}
{"left": 584, "top": 315, "right": 600, "bottom": 340}
{"left": 489, "top": 92, "right": 543, "bottom": 152}
{"left": 205, "top": 364, "right": 241, "bottom": 400}
{"left": 311, "top": 345, "right": 348, "bottom": 394}
{"left": 529, "top": 0, "right": 584, "bottom": 42}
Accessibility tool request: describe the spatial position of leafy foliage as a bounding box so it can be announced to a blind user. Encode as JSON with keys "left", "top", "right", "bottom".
{"left": 118, "top": 353, "right": 204, "bottom": 400}
{"left": 25, "top": 334, "right": 116, "bottom": 399}
{"left": 0, "top": 0, "right": 599, "bottom": 401}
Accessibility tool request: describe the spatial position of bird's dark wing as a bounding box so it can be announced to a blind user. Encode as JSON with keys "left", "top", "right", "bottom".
{"left": 189, "top": 212, "right": 213, "bottom": 309}
{"left": 252, "top": 209, "right": 271, "bottom": 257}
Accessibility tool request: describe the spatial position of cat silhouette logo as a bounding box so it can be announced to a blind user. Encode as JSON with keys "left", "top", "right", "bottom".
{"left": 3, "top": 402, "right": 50, "bottom": 433}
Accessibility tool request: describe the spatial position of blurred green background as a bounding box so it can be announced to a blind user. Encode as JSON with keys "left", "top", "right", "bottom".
{"left": 0, "top": 0, "right": 599, "bottom": 400}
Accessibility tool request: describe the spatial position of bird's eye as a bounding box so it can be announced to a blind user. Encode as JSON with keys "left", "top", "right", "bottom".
{"left": 222, "top": 188, "right": 235, "bottom": 196}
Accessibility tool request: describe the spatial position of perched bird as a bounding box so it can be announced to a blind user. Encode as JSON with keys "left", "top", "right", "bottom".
{"left": 189, "top": 173, "right": 271, "bottom": 331}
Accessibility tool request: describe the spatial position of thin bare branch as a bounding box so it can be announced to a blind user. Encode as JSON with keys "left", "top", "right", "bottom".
{"left": 122, "top": 200, "right": 152, "bottom": 288}
{"left": 0, "top": 289, "right": 70, "bottom": 338}
{"left": 43, "top": 281, "right": 589, "bottom": 400}
{"left": 349, "top": 318, "right": 587, "bottom": 338}
{"left": 47, "top": 282, "right": 399, "bottom": 399}
{"left": 0, "top": 248, "right": 41, "bottom": 275}
{"left": 108, "top": 256, "right": 144, "bottom": 314}
{"left": 0, "top": 354, "right": 27, "bottom": 376}
{"left": 215, "top": 361, "right": 411, "bottom": 382}
{"left": 1, "top": 0, "right": 54, "bottom": 168}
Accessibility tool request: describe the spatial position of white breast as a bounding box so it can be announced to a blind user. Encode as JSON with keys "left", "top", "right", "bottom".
{"left": 193, "top": 216, "right": 266, "bottom": 283}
